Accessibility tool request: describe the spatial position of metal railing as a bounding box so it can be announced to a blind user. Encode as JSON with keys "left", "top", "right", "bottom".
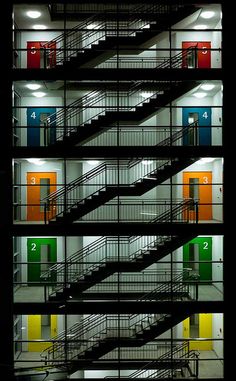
{"left": 43, "top": 52, "right": 197, "bottom": 144}
{"left": 41, "top": 3, "right": 168, "bottom": 67}
{"left": 41, "top": 298, "right": 191, "bottom": 366}
{"left": 41, "top": 155, "right": 197, "bottom": 223}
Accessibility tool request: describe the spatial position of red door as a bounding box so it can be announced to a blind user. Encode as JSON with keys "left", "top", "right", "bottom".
{"left": 27, "top": 41, "right": 56, "bottom": 68}
{"left": 27, "top": 41, "right": 41, "bottom": 68}
{"left": 182, "top": 42, "right": 211, "bottom": 68}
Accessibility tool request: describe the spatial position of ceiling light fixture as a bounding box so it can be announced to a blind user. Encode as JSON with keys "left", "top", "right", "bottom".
{"left": 141, "top": 160, "right": 153, "bottom": 165}
{"left": 32, "top": 91, "right": 46, "bottom": 98}
{"left": 26, "top": 84, "right": 41, "bottom": 90}
{"left": 32, "top": 24, "right": 47, "bottom": 30}
{"left": 201, "top": 11, "right": 215, "bottom": 19}
{"left": 193, "top": 92, "right": 207, "bottom": 98}
{"left": 26, "top": 11, "right": 41, "bottom": 19}
{"left": 198, "top": 158, "right": 215, "bottom": 164}
{"left": 201, "top": 84, "right": 215, "bottom": 91}
{"left": 193, "top": 24, "right": 208, "bottom": 30}
{"left": 26, "top": 158, "right": 46, "bottom": 166}
{"left": 87, "top": 160, "right": 99, "bottom": 165}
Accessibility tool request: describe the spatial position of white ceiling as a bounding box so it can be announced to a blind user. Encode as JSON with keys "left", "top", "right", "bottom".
{"left": 13, "top": 3, "right": 222, "bottom": 30}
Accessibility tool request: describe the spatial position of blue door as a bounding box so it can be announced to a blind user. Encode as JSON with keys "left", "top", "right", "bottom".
{"left": 182, "top": 107, "right": 211, "bottom": 146}
{"left": 27, "top": 108, "right": 56, "bottom": 146}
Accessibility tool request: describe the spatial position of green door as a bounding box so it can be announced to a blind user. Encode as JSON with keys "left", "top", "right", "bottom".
{"left": 27, "top": 238, "right": 57, "bottom": 283}
{"left": 183, "top": 237, "right": 212, "bottom": 281}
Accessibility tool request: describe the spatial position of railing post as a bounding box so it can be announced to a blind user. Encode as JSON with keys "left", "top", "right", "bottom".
{"left": 195, "top": 201, "right": 199, "bottom": 223}
{"left": 196, "top": 282, "right": 199, "bottom": 301}
{"left": 44, "top": 202, "right": 47, "bottom": 224}
{"left": 195, "top": 46, "right": 198, "bottom": 68}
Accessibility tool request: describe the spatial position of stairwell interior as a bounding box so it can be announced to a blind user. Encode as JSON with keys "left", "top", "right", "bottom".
{"left": 10, "top": 1, "right": 225, "bottom": 380}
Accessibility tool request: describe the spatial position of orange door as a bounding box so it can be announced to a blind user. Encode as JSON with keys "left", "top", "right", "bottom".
{"left": 183, "top": 172, "right": 212, "bottom": 220}
{"left": 27, "top": 172, "right": 57, "bottom": 221}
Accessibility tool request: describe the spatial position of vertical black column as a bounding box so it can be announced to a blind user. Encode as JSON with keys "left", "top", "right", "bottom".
{"left": 221, "top": 3, "right": 233, "bottom": 380}
{"left": 0, "top": 1, "right": 14, "bottom": 380}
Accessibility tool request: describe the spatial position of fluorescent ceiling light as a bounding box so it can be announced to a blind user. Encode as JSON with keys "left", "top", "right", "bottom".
{"left": 26, "top": 83, "right": 41, "bottom": 90}
{"left": 201, "top": 84, "right": 215, "bottom": 91}
{"left": 26, "top": 158, "right": 46, "bottom": 166}
{"left": 87, "top": 160, "right": 99, "bottom": 165}
{"left": 26, "top": 11, "right": 41, "bottom": 19}
{"left": 198, "top": 158, "right": 215, "bottom": 164}
{"left": 32, "top": 24, "right": 47, "bottom": 30}
{"left": 141, "top": 160, "right": 153, "bottom": 165}
{"left": 201, "top": 11, "right": 215, "bottom": 19}
{"left": 32, "top": 91, "right": 46, "bottom": 98}
{"left": 193, "top": 92, "right": 207, "bottom": 98}
{"left": 193, "top": 24, "right": 208, "bottom": 30}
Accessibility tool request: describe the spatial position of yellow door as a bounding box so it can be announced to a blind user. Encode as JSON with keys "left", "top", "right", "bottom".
{"left": 28, "top": 315, "right": 57, "bottom": 352}
{"left": 183, "top": 313, "right": 212, "bottom": 350}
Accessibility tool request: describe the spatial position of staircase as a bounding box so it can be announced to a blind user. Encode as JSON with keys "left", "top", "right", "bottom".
{"left": 41, "top": 312, "right": 191, "bottom": 372}
{"left": 128, "top": 341, "right": 198, "bottom": 379}
{"left": 45, "top": 79, "right": 197, "bottom": 147}
{"left": 42, "top": 156, "right": 199, "bottom": 224}
{"left": 42, "top": 235, "right": 196, "bottom": 301}
{"left": 45, "top": 3, "right": 198, "bottom": 68}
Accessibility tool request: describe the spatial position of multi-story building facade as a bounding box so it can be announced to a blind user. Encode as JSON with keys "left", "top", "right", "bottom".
{"left": 0, "top": 0, "right": 232, "bottom": 380}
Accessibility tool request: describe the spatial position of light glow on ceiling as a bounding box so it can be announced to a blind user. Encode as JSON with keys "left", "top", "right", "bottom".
{"left": 193, "top": 24, "right": 208, "bottom": 30}
{"left": 32, "top": 24, "right": 47, "bottom": 30}
{"left": 193, "top": 92, "right": 207, "bottom": 99}
{"left": 26, "top": 11, "right": 41, "bottom": 19}
{"left": 201, "top": 11, "right": 215, "bottom": 19}
{"left": 141, "top": 160, "right": 153, "bottom": 165}
{"left": 32, "top": 91, "right": 46, "bottom": 98}
{"left": 26, "top": 84, "right": 41, "bottom": 90}
{"left": 26, "top": 158, "right": 46, "bottom": 166}
{"left": 198, "top": 158, "right": 215, "bottom": 164}
{"left": 201, "top": 84, "right": 215, "bottom": 91}
{"left": 87, "top": 160, "right": 99, "bottom": 165}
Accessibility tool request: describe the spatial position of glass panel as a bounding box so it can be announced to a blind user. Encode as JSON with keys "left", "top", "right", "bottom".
{"left": 190, "top": 314, "right": 199, "bottom": 338}
{"left": 40, "top": 178, "right": 50, "bottom": 212}
{"left": 41, "top": 315, "right": 50, "bottom": 340}
{"left": 188, "top": 112, "right": 198, "bottom": 145}
{"left": 41, "top": 245, "right": 50, "bottom": 272}
{"left": 189, "top": 243, "right": 199, "bottom": 275}
{"left": 187, "top": 49, "right": 196, "bottom": 68}
{"left": 189, "top": 178, "right": 199, "bottom": 210}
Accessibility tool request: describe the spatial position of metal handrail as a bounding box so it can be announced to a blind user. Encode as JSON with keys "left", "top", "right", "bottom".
{"left": 42, "top": 154, "right": 197, "bottom": 223}
{"left": 41, "top": 3, "right": 167, "bottom": 66}
{"left": 41, "top": 271, "right": 191, "bottom": 364}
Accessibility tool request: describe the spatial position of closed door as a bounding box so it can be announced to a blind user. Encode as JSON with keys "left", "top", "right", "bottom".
{"left": 27, "top": 108, "right": 56, "bottom": 146}
{"left": 183, "top": 237, "right": 212, "bottom": 281}
{"left": 28, "top": 315, "right": 57, "bottom": 352}
{"left": 27, "top": 238, "right": 57, "bottom": 282}
{"left": 182, "top": 107, "right": 211, "bottom": 146}
{"left": 182, "top": 42, "right": 211, "bottom": 68}
{"left": 27, "top": 172, "right": 57, "bottom": 221}
{"left": 27, "top": 41, "right": 41, "bottom": 68}
{"left": 183, "top": 171, "right": 212, "bottom": 220}
{"left": 183, "top": 314, "right": 212, "bottom": 350}
{"left": 27, "top": 41, "right": 56, "bottom": 68}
